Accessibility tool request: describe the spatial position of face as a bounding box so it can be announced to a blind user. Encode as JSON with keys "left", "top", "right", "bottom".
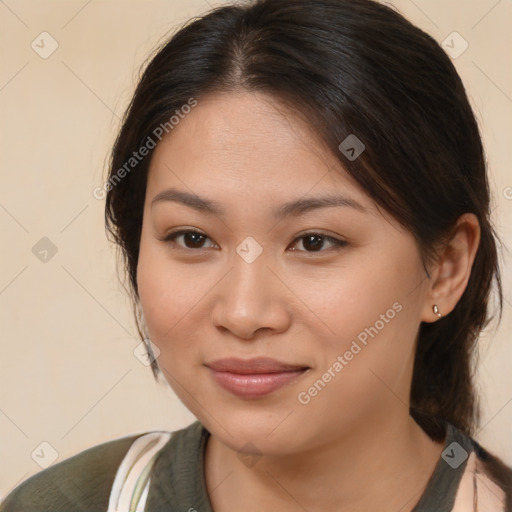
{"left": 137, "top": 91, "right": 431, "bottom": 455}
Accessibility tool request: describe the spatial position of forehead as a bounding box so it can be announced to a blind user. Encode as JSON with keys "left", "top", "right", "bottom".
{"left": 146, "top": 91, "right": 375, "bottom": 213}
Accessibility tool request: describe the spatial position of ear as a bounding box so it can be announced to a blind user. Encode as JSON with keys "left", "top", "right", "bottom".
{"left": 421, "top": 213, "right": 481, "bottom": 323}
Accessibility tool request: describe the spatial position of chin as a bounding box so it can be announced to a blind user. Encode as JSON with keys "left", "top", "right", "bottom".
{"left": 198, "top": 405, "right": 309, "bottom": 454}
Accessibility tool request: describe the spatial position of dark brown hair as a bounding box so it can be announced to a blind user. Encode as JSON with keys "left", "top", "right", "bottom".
{"left": 105, "top": 0, "right": 502, "bottom": 442}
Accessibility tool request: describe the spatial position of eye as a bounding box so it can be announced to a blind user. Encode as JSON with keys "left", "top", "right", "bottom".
{"left": 288, "top": 232, "right": 348, "bottom": 253}
{"left": 162, "top": 229, "right": 217, "bottom": 250}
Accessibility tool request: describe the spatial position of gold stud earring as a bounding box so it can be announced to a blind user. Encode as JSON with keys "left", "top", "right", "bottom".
{"left": 432, "top": 304, "right": 442, "bottom": 318}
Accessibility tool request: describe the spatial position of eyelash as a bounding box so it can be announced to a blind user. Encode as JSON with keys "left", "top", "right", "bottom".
{"left": 160, "top": 229, "right": 348, "bottom": 254}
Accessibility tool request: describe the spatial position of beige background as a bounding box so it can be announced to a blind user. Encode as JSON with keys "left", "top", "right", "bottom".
{"left": 1, "top": 0, "right": 511, "bottom": 499}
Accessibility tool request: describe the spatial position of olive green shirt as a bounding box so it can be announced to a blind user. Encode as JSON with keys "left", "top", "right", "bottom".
{"left": 0, "top": 420, "right": 507, "bottom": 511}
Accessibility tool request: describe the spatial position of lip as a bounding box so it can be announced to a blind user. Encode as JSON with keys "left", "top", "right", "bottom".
{"left": 205, "top": 357, "right": 309, "bottom": 399}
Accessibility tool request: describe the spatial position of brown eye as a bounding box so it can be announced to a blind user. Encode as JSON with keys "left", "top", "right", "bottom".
{"left": 289, "top": 233, "right": 347, "bottom": 253}
{"left": 163, "top": 230, "right": 216, "bottom": 250}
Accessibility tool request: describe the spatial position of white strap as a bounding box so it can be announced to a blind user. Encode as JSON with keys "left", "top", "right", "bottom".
{"left": 134, "top": 478, "right": 151, "bottom": 512}
{"left": 107, "top": 431, "right": 172, "bottom": 512}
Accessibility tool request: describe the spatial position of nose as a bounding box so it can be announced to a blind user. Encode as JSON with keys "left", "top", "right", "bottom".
{"left": 210, "top": 249, "right": 292, "bottom": 341}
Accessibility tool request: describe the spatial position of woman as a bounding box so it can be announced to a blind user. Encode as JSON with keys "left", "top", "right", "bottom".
{"left": 2, "top": 0, "right": 511, "bottom": 510}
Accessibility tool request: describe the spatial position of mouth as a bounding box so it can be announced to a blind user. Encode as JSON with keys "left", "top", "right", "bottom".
{"left": 204, "top": 357, "right": 310, "bottom": 399}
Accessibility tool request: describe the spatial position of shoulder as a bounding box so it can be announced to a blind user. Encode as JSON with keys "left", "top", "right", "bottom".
{"left": 448, "top": 425, "right": 512, "bottom": 511}
{"left": 470, "top": 439, "right": 512, "bottom": 509}
{"left": 0, "top": 433, "right": 147, "bottom": 512}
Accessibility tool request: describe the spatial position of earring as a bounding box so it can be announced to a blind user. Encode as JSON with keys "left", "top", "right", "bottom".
{"left": 432, "top": 304, "right": 442, "bottom": 318}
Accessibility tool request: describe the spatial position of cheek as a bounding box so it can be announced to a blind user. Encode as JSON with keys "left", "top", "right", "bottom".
{"left": 304, "top": 247, "right": 424, "bottom": 383}
{"left": 294, "top": 304, "right": 419, "bottom": 434}
{"left": 136, "top": 234, "right": 190, "bottom": 342}
{"left": 301, "top": 258, "right": 406, "bottom": 341}
{"left": 136, "top": 234, "right": 219, "bottom": 369}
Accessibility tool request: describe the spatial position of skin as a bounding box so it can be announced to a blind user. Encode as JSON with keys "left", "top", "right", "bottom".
{"left": 136, "top": 91, "right": 480, "bottom": 512}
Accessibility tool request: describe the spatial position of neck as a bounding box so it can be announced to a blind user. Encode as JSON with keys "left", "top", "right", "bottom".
{"left": 204, "top": 410, "right": 445, "bottom": 512}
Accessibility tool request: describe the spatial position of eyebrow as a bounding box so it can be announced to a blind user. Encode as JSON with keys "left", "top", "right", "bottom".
{"left": 150, "top": 187, "right": 366, "bottom": 219}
